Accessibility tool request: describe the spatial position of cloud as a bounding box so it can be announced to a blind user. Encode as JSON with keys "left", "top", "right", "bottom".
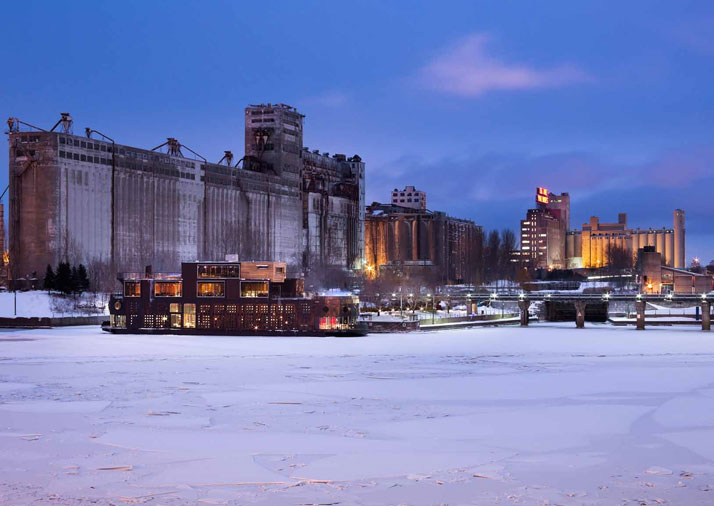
{"left": 418, "top": 34, "right": 590, "bottom": 96}
{"left": 367, "top": 146, "right": 714, "bottom": 260}
{"left": 367, "top": 146, "right": 714, "bottom": 217}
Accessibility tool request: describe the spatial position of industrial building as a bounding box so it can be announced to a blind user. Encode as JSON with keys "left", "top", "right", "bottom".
{"left": 7, "top": 105, "right": 365, "bottom": 284}
{"left": 566, "top": 210, "right": 685, "bottom": 269}
{"left": 517, "top": 187, "right": 687, "bottom": 271}
{"left": 638, "top": 246, "right": 711, "bottom": 294}
{"left": 364, "top": 194, "right": 483, "bottom": 286}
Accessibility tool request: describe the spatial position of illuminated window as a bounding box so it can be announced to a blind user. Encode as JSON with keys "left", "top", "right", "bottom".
{"left": 183, "top": 303, "right": 196, "bottom": 328}
{"left": 241, "top": 281, "right": 269, "bottom": 298}
{"left": 155, "top": 281, "right": 182, "bottom": 297}
{"left": 169, "top": 303, "right": 181, "bottom": 313}
{"left": 170, "top": 314, "right": 182, "bottom": 328}
{"left": 197, "top": 264, "right": 240, "bottom": 278}
{"left": 197, "top": 281, "right": 225, "bottom": 297}
{"left": 124, "top": 281, "right": 141, "bottom": 297}
{"left": 110, "top": 314, "right": 126, "bottom": 328}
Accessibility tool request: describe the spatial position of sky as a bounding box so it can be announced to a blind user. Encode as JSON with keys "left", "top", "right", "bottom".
{"left": 1, "top": 1, "right": 712, "bottom": 263}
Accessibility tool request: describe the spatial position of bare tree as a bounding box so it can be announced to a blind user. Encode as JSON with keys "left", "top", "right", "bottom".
{"left": 484, "top": 230, "right": 501, "bottom": 283}
{"left": 606, "top": 244, "right": 633, "bottom": 271}
{"left": 499, "top": 229, "right": 516, "bottom": 281}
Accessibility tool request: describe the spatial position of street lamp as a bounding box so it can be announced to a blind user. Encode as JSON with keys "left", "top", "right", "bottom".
{"left": 427, "top": 293, "right": 435, "bottom": 324}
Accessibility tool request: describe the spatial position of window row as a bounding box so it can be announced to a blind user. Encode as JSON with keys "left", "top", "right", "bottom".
{"left": 198, "top": 264, "right": 240, "bottom": 279}
{"left": 123, "top": 280, "right": 269, "bottom": 298}
{"left": 60, "top": 137, "right": 111, "bottom": 151}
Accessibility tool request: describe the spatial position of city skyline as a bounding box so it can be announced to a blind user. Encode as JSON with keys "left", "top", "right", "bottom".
{"left": 1, "top": 1, "right": 712, "bottom": 261}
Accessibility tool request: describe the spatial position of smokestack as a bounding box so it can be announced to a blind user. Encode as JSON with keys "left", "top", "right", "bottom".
{"left": 673, "top": 209, "right": 685, "bottom": 269}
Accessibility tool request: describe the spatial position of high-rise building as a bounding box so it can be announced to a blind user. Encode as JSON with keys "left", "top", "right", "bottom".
{"left": 518, "top": 188, "right": 569, "bottom": 269}
{"left": 7, "top": 106, "right": 365, "bottom": 283}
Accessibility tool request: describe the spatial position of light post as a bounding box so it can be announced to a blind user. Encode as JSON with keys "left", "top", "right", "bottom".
{"left": 399, "top": 287, "right": 404, "bottom": 318}
{"left": 409, "top": 293, "right": 415, "bottom": 316}
{"left": 427, "top": 293, "right": 435, "bottom": 324}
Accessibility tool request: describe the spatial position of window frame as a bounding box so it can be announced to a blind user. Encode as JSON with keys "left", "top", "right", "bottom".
{"left": 124, "top": 281, "right": 141, "bottom": 297}
{"left": 240, "top": 281, "right": 269, "bottom": 299}
{"left": 154, "top": 281, "right": 183, "bottom": 298}
{"left": 196, "top": 281, "right": 225, "bottom": 298}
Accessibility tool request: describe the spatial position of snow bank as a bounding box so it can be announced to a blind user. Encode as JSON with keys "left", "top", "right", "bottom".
{"left": 0, "top": 291, "right": 108, "bottom": 318}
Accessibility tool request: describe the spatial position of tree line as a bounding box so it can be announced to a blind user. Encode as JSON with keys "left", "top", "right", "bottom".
{"left": 43, "top": 263, "right": 90, "bottom": 294}
{"left": 482, "top": 229, "right": 517, "bottom": 282}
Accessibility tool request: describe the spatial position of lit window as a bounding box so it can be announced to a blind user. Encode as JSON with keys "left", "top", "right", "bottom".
{"left": 110, "top": 314, "right": 126, "bottom": 328}
{"left": 183, "top": 303, "right": 196, "bottom": 328}
{"left": 169, "top": 303, "right": 181, "bottom": 313}
{"left": 124, "top": 281, "right": 141, "bottom": 297}
{"left": 155, "top": 281, "right": 182, "bottom": 297}
{"left": 170, "top": 314, "right": 182, "bottom": 328}
{"left": 197, "top": 281, "right": 225, "bottom": 297}
{"left": 197, "top": 264, "right": 240, "bottom": 278}
{"left": 241, "top": 281, "right": 269, "bottom": 298}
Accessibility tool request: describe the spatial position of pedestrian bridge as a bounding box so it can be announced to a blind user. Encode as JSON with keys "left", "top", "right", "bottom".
{"left": 467, "top": 293, "right": 712, "bottom": 331}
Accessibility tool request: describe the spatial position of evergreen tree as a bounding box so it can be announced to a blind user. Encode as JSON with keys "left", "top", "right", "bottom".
{"left": 77, "top": 264, "right": 90, "bottom": 292}
{"left": 43, "top": 264, "right": 55, "bottom": 291}
{"left": 70, "top": 265, "right": 80, "bottom": 293}
{"left": 55, "top": 262, "right": 73, "bottom": 294}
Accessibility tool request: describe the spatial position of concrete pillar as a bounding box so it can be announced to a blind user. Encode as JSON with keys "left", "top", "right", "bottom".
{"left": 411, "top": 219, "right": 419, "bottom": 261}
{"left": 664, "top": 232, "right": 673, "bottom": 267}
{"left": 703, "top": 302, "right": 711, "bottom": 331}
{"left": 575, "top": 301, "right": 586, "bottom": 329}
{"left": 635, "top": 301, "right": 646, "bottom": 330}
{"left": 518, "top": 299, "right": 531, "bottom": 326}
{"left": 656, "top": 231, "right": 664, "bottom": 256}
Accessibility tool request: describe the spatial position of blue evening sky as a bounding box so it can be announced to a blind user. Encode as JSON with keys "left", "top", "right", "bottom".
{"left": 2, "top": 1, "right": 712, "bottom": 262}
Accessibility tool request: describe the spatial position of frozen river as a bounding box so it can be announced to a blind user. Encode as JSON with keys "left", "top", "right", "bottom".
{"left": 1, "top": 324, "right": 714, "bottom": 505}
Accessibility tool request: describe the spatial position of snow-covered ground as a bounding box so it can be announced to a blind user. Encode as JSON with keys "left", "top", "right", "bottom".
{"left": 2, "top": 324, "right": 714, "bottom": 505}
{"left": 0, "top": 291, "right": 108, "bottom": 318}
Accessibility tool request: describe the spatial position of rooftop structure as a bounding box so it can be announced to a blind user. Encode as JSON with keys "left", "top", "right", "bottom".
{"left": 391, "top": 185, "right": 426, "bottom": 211}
